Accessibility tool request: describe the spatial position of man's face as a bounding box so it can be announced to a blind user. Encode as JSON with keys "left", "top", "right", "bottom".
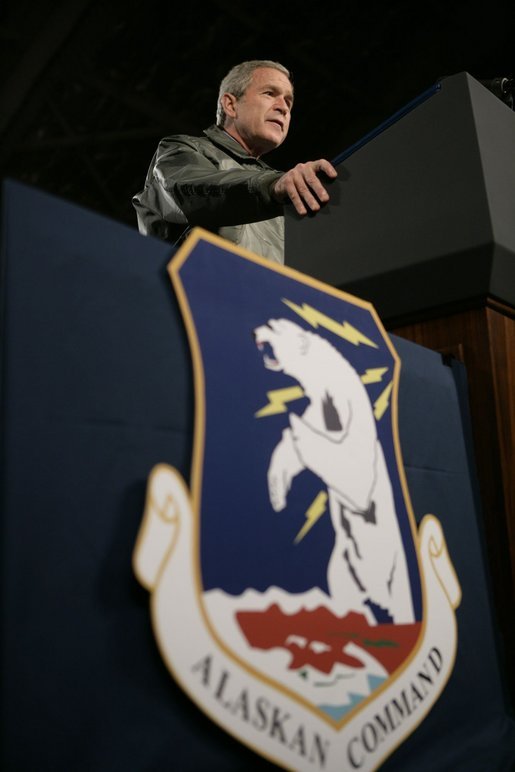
{"left": 223, "top": 67, "right": 293, "bottom": 157}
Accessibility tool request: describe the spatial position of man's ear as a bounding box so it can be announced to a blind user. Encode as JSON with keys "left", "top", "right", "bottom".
{"left": 221, "top": 92, "right": 238, "bottom": 119}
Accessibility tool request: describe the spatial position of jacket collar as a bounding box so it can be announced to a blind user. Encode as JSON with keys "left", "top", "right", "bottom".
{"left": 204, "top": 124, "right": 272, "bottom": 167}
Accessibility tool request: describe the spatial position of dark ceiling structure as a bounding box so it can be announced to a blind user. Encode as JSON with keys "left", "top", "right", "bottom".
{"left": 0, "top": 0, "right": 512, "bottom": 234}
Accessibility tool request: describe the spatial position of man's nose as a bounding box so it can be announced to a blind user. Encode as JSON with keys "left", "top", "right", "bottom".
{"left": 274, "top": 97, "right": 289, "bottom": 114}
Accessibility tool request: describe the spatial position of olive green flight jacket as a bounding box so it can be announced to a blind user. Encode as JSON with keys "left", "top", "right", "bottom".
{"left": 132, "top": 124, "right": 285, "bottom": 263}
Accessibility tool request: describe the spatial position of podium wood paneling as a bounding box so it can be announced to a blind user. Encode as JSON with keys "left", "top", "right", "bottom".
{"left": 389, "top": 299, "right": 515, "bottom": 695}
{"left": 284, "top": 72, "right": 515, "bottom": 699}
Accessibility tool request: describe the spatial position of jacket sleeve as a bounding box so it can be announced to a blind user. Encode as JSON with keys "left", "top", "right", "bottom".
{"left": 151, "top": 137, "right": 284, "bottom": 228}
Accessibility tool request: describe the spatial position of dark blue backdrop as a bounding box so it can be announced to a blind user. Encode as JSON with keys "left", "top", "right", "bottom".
{"left": 1, "top": 180, "right": 514, "bottom": 771}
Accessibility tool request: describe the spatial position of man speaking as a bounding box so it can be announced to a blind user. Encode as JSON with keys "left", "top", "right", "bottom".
{"left": 133, "top": 60, "right": 337, "bottom": 263}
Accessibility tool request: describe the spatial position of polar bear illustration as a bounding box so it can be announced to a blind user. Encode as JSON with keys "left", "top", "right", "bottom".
{"left": 254, "top": 318, "right": 414, "bottom": 624}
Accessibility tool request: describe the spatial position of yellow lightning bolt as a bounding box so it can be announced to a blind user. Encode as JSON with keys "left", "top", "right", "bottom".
{"left": 294, "top": 491, "right": 328, "bottom": 544}
{"left": 361, "top": 367, "right": 389, "bottom": 384}
{"left": 282, "top": 299, "right": 378, "bottom": 348}
{"left": 255, "top": 386, "right": 305, "bottom": 418}
{"left": 374, "top": 381, "right": 393, "bottom": 420}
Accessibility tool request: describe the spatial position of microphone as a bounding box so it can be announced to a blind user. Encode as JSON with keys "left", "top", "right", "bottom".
{"left": 478, "top": 76, "right": 514, "bottom": 109}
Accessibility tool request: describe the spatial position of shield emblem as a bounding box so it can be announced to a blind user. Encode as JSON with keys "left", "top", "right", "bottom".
{"left": 134, "top": 229, "right": 461, "bottom": 771}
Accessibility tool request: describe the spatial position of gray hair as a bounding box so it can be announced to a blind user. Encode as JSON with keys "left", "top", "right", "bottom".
{"left": 216, "top": 60, "right": 292, "bottom": 127}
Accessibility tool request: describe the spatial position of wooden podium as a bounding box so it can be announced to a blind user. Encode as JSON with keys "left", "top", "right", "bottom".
{"left": 285, "top": 72, "right": 515, "bottom": 694}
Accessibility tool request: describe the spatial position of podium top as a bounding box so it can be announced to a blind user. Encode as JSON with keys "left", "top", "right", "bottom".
{"left": 285, "top": 72, "right": 515, "bottom": 320}
{"left": 331, "top": 81, "right": 442, "bottom": 166}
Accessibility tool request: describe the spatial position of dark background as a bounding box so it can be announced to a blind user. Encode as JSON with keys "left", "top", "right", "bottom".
{"left": 0, "top": 0, "right": 512, "bottom": 233}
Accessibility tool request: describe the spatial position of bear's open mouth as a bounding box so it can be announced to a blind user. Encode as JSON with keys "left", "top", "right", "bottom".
{"left": 256, "top": 339, "right": 280, "bottom": 370}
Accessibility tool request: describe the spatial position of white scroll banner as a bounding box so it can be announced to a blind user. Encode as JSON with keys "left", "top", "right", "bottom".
{"left": 134, "top": 464, "right": 461, "bottom": 772}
